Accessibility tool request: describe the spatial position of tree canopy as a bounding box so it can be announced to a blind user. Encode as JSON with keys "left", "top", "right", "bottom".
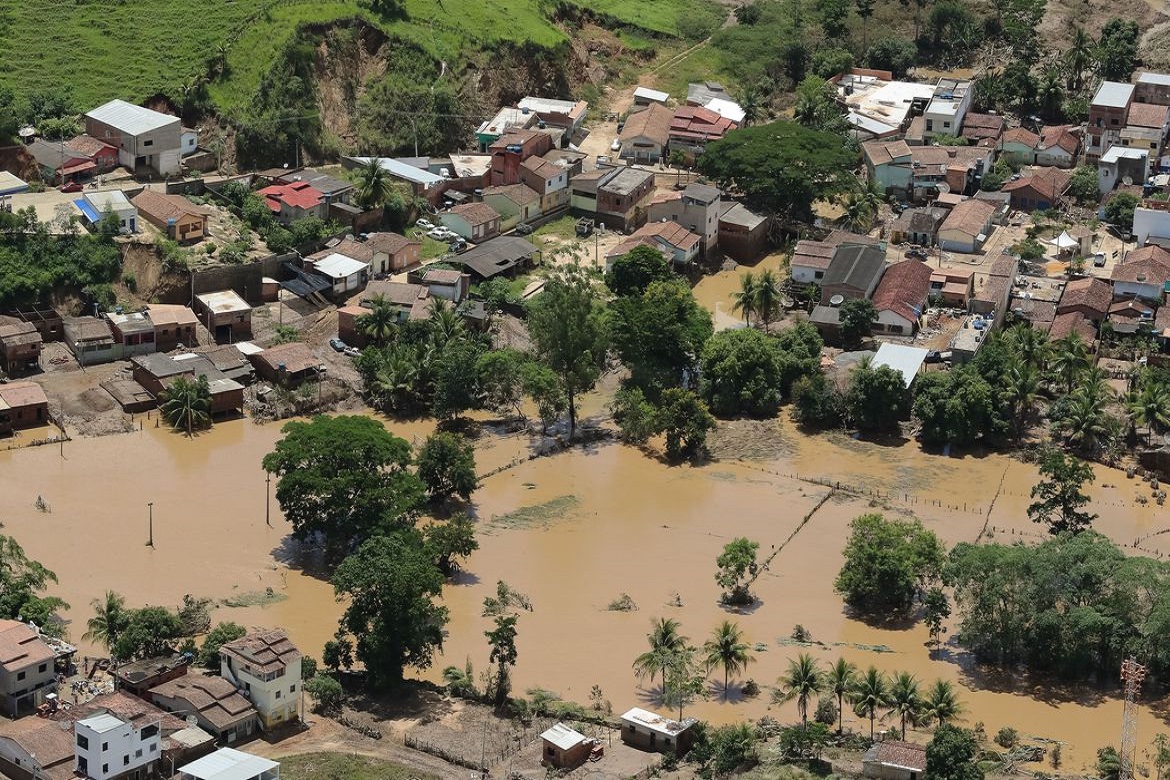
{"left": 610, "top": 279, "right": 713, "bottom": 395}
{"left": 605, "top": 245, "right": 674, "bottom": 298}
{"left": 1027, "top": 449, "right": 1096, "bottom": 534}
{"left": 700, "top": 329, "right": 785, "bottom": 417}
{"left": 697, "top": 121, "right": 859, "bottom": 224}
{"left": 262, "top": 415, "right": 426, "bottom": 557}
{"left": 927, "top": 725, "right": 985, "bottom": 780}
{"left": 835, "top": 513, "right": 945, "bottom": 617}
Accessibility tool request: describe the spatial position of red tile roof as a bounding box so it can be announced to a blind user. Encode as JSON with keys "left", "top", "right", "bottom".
{"left": 0, "top": 620, "right": 55, "bottom": 671}
{"left": 1039, "top": 125, "right": 1080, "bottom": 155}
{"left": 1113, "top": 246, "right": 1170, "bottom": 285}
{"left": 670, "top": 105, "right": 736, "bottom": 142}
{"left": 1001, "top": 166, "right": 1072, "bottom": 203}
{"left": 1110, "top": 297, "right": 1155, "bottom": 318}
{"left": 1001, "top": 127, "right": 1040, "bottom": 148}
{"left": 364, "top": 231, "right": 417, "bottom": 255}
{"left": 1127, "top": 103, "right": 1169, "bottom": 130}
{"left": 621, "top": 103, "right": 673, "bottom": 146}
{"left": 220, "top": 628, "right": 301, "bottom": 675}
{"left": 448, "top": 202, "right": 500, "bottom": 226}
{"left": 258, "top": 181, "right": 323, "bottom": 212}
{"left": 66, "top": 134, "right": 116, "bottom": 158}
{"left": 940, "top": 198, "right": 996, "bottom": 238}
{"left": 872, "top": 259, "right": 932, "bottom": 324}
{"left": 792, "top": 240, "right": 836, "bottom": 270}
{"left": 633, "top": 220, "right": 701, "bottom": 252}
{"left": 483, "top": 183, "right": 540, "bottom": 206}
{"left": 1049, "top": 311, "right": 1097, "bottom": 341}
{"left": 871, "top": 741, "right": 927, "bottom": 773}
{"left": 1057, "top": 277, "right": 1112, "bottom": 317}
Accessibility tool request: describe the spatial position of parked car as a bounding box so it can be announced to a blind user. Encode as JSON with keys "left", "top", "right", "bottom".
{"left": 925, "top": 350, "right": 942, "bottom": 364}
{"left": 610, "top": 137, "right": 622, "bottom": 151}
{"left": 449, "top": 238, "right": 468, "bottom": 252}
{"left": 416, "top": 218, "right": 435, "bottom": 231}
{"left": 428, "top": 227, "right": 456, "bottom": 241}
{"left": 329, "top": 337, "right": 347, "bottom": 352}
{"left": 515, "top": 223, "right": 534, "bottom": 235}
{"left": 905, "top": 247, "right": 928, "bottom": 259}
{"left": 61, "top": 180, "right": 83, "bottom": 193}
{"left": 344, "top": 346, "right": 361, "bottom": 357}
{"left": 597, "top": 155, "right": 609, "bottom": 165}
{"left": 1093, "top": 252, "right": 1107, "bottom": 267}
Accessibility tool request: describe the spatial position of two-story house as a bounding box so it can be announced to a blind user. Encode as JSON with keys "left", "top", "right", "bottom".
{"left": 488, "top": 129, "right": 553, "bottom": 186}
{"left": 922, "top": 78, "right": 973, "bottom": 140}
{"left": 84, "top": 99, "right": 182, "bottom": 176}
{"left": 0, "top": 620, "right": 61, "bottom": 717}
{"left": 519, "top": 156, "right": 570, "bottom": 213}
{"left": 1087, "top": 81, "right": 1135, "bottom": 162}
{"left": 219, "top": 629, "right": 302, "bottom": 731}
{"left": 645, "top": 183, "right": 722, "bottom": 255}
{"left": 74, "top": 710, "right": 161, "bottom": 780}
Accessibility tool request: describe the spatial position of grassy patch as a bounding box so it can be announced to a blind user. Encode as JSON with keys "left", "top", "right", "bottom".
{"left": 651, "top": 43, "right": 734, "bottom": 102}
{"left": 490, "top": 495, "right": 580, "bottom": 529}
{"left": 419, "top": 236, "right": 452, "bottom": 260}
{"left": 532, "top": 215, "right": 579, "bottom": 241}
{"left": 280, "top": 753, "right": 438, "bottom": 780}
{"left": 218, "top": 589, "right": 289, "bottom": 609}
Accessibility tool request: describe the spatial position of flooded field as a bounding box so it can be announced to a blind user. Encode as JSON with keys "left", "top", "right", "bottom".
{"left": 3, "top": 402, "right": 1169, "bottom": 773}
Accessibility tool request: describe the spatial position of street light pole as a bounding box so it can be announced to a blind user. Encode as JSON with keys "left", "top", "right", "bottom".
{"left": 265, "top": 473, "right": 272, "bottom": 528}
{"left": 147, "top": 502, "right": 154, "bottom": 548}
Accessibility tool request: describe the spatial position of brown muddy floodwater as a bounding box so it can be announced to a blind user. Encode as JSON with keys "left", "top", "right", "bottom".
{"left": 3, "top": 406, "right": 1169, "bottom": 772}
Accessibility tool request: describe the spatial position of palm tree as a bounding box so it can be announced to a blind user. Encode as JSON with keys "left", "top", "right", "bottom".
{"left": 1038, "top": 66, "right": 1064, "bottom": 121}
{"left": 1048, "top": 333, "right": 1091, "bottom": 393}
{"left": 921, "top": 679, "right": 963, "bottom": 726}
{"left": 633, "top": 618, "right": 687, "bottom": 689}
{"left": 82, "top": 591, "right": 129, "bottom": 651}
{"left": 1005, "top": 363, "right": 1039, "bottom": 442}
{"left": 887, "top": 671, "right": 922, "bottom": 738}
{"left": 774, "top": 652, "right": 822, "bottom": 728}
{"left": 357, "top": 295, "right": 398, "bottom": 346}
{"left": 159, "top": 375, "right": 211, "bottom": 435}
{"left": 1065, "top": 26, "right": 1093, "bottom": 92}
{"left": 1005, "top": 324, "right": 1050, "bottom": 370}
{"left": 731, "top": 272, "right": 759, "bottom": 326}
{"left": 1128, "top": 382, "right": 1170, "bottom": 446}
{"left": 428, "top": 297, "right": 465, "bottom": 349}
{"left": 827, "top": 657, "right": 859, "bottom": 734}
{"left": 355, "top": 158, "right": 394, "bottom": 210}
{"left": 739, "top": 87, "right": 765, "bottom": 127}
{"left": 754, "top": 269, "right": 782, "bottom": 329}
{"left": 851, "top": 666, "right": 890, "bottom": 741}
{"left": 703, "top": 621, "right": 753, "bottom": 696}
{"left": 1057, "top": 389, "right": 1112, "bottom": 456}
{"left": 841, "top": 191, "right": 874, "bottom": 234}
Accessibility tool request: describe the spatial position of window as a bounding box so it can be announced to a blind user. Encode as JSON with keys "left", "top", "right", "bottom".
{"left": 290, "top": 684, "right": 297, "bottom": 693}
{"left": 102, "top": 743, "right": 108, "bottom": 751}
{"left": 17, "top": 671, "right": 25, "bottom": 680}
{"left": 814, "top": 271, "right": 824, "bottom": 280}
{"left": 276, "top": 690, "right": 282, "bottom": 699}
{"left": 141, "top": 725, "right": 158, "bottom": 739}
{"left": 124, "top": 755, "right": 130, "bottom": 766}
{"left": 103, "top": 765, "right": 109, "bottom": 775}
{"left": 149, "top": 744, "right": 158, "bottom": 753}
{"left": 38, "top": 664, "right": 46, "bottom": 673}
{"left": 143, "top": 139, "right": 154, "bottom": 147}
{"left": 77, "top": 735, "right": 89, "bottom": 749}
{"left": 135, "top": 750, "right": 142, "bottom": 759}
{"left": 943, "top": 121, "right": 951, "bottom": 129}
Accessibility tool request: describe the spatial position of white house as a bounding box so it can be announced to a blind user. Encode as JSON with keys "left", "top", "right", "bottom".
{"left": 84, "top": 99, "right": 181, "bottom": 176}
{"left": 307, "top": 252, "right": 369, "bottom": 298}
{"left": 1134, "top": 207, "right": 1170, "bottom": 247}
{"left": 1111, "top": 246, "right": 1170, "bottom": 300}
{"left": 789, "top": 240, "right": 836, "bottom": 285}
{"left": 1098, "top": 146, "right": 1148, "bottom": 195}
{"left": 938, "top": 199, "right": 996, "bottom": 253}
{"left": 922, "top": 78, "right": 972, "bottom": 139}
{"left": 74, "top": 711, "right": 161, "bottom": 780}
{"left": 78, "top": 190, "right": 137, "bottom": 233}
{"left": 220, "top": 629, "right": 302, "bottom": 731}
{"left": 181, "top": 128, "right": 198, "bottom": 156}
{"left": 178, "top": 748, "right": 279, "bottom": 780}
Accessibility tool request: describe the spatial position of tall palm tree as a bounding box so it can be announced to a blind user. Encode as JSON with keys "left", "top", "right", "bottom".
{"left": 357, "top": 295, "right": 398, "bottom": 346}
{"left": 1006, "top": 363, "right": 1039, "bottom": 443}
{"left": 633, "top": 618, "right": 687, "bottom": 689}
{"left": 1005, "top": 322, "right": 1050, "bottom": 370}
{"left": 827, "top": 657, "right": 859, "bottom": 734}
{"left": 888, "top": 671, "right": 922, "bottom": 738}
{"left": 852, "top": 666, "right": 890, "bottom": 741}
{"left": 739, "top": 86, "right": 765, "bottom": 127}
{"left": 1048, "top": 333, "right": 1091, "bottom": 393}
{"left": 1128, "top": 382, "right": 1170, "bottom": 446}
{"left": 754, "top": 269, "right": 782, "bottom": 329}
{"left": 355, "top": 158, "right": 393, "bottom": 210}
{"left": 1038, "top": 65, "right": 1064, "bottom": 121}
{"left": 1057, "top": 386, "right": 1113, "bottom": 456}
{"left": 921, "top": 679, "right": 963, "bottom": 726}
{"left": 703, "top": 621, "right": 753, "bottom": 696}
{"left": 731, "top": 272, "right": 759, "bottom": 326}
{"left": 82, "top": 591, "right": 129, "bottom": 651}
{"left": 428, "top": 297, "right": 465, "bottom": 349}
{"left": 159, "top": 375, "right": 211, "bottom": 435}
{"left": 841, "top": 191, "right": 874, "bottom": 234}
{"left": 774, "top": 652, "right": 823, "bottom": 728}
{"left": 1065, "top": 26, "right": 1093, "bottom": 92}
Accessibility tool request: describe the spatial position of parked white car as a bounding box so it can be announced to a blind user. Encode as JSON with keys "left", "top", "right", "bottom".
{"left": 428, "top": 227, "right": 456, "bottom": 241}
{"left": 416, "top": 218, "right": 435, "bottom": 231}
{"left": 610, "top": 137, "right": 622, "bottom": 151}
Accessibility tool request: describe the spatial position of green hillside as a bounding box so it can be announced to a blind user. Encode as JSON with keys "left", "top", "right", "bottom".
{"left": 0, "top": 0, "right": 715, "bottom": 114}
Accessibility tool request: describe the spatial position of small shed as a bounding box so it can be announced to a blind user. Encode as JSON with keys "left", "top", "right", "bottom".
{"left": 862, "top": 740, "right": 927, "bottom": 780}
{"left": 540, "top": 722, "right": 593, "bottom": 769}
{"left": 620, "top": 707, "right": 696, "bottom": 755}
{"left": 634, "top": 86, "right": 670, "bottom": 106}
{"left": 178, "top": 747, "right": 279, "bottom": 780}
{"left": 871, "top": 343, "right": 929, "bottom": 388}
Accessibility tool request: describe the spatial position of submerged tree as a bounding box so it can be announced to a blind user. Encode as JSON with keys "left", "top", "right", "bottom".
{"left": 715, "top": 537, "right": 761, "bottom": 605}
{"left": 159, "top": 375, "right": 211, "bottom": 435}
{"left": 1027, "top": 449, "right": 1096, "bottom": 534}
{"left": 704, "top": 620, "right": 754, "bottom": 695}
{"left": 633, "top": 617, "right": 688, "bottom": 689}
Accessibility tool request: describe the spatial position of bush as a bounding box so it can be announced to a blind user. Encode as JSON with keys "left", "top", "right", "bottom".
{"left": 814, "top": 695, "right": 837, "bottom": 725}
{"left": 305, "top": 674, "right": 344, "bottom": 713}
{"left": 995, "top": 727, "right": 1019, "bottom": 749}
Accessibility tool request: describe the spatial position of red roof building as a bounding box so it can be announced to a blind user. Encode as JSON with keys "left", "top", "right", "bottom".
{"left": 872, "top": 259, "right": 932, "bottom": 334}
{"left": 257, "top": 181, "right": 325, "bottom": 223}
{"left": 668, "top": 106, "right": 737, "bottom": 156}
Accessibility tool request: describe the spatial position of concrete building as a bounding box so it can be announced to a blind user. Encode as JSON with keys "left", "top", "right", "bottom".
{"left": 131, "top": 190, "right": 208, "bottom": 243}
{"left": 541, "top": 723, "right": 593, "bottom": 769}
{"left": 219, "top": 630, "right": 301, "bottom": 731}
{"left": 668, "top": 106, "right": 736, "bottom": 158}
{"left": 130, "top": 353, "right": 245, "bottom": 417}
{"left": 1135, "top": 206, "right": 1170, "bottom": 247}
{"left": 1001, "top": 167, "right": 1072, "bottom": 211}
{"left": 790, "top": 240, "right": 837, "bottom": 285}
{"left": 0, "top": 316, "right": 42, "bottom": 373}
{"left": 305, "top": 252, "right": 369, "bottom": 299}
{"left": 620, "top": 708, "right": 696, "bottom": 755}
{"left": 519, "top": 156, "right": 570, "bottom": 213}
{"left": 633, "top": 86, "right": 670, "bottom": 106}
{"left": 194, "top": 291, "right": 251, "bottom": 343}
{"left": 489, "top": 129, "right": 553, "bottom": 186}
{"left": 595, "top": 168, "right": 655, "bottom": 230}
{"left": 1088, "top": 81, "right": 1135, "bottom": 162}
{"left": 441, "top": 202, "right": 502, "bottom": 242}
{"left": 84, "top": 99, "right": 182, "bottom": 176}
{"left": 113, "top": 656, "right": 190, "bottom": 699}
{"left": 106, "top": 312, "right": 156, "bottom": 357}
{"left": 482, "top": 184, "right": 542, "bottom": 230}
{"left": 888, "top": 207, "right": 947, "bottom": 246}
{"left": 77, "top": 190, "right": 137, "bottom": 233}
{"left": 1112, "top": 245, "right": 1170, "bottom": 299}
{"left": 0, "top": 620, "right": 63, "bottom": 716}
{"left": 607, "top": 221, "right": 701, "bottom": 268}
{"left": 516, "top": 96, "right": 588, "bottom": 134}
{"left": 178, "top": 748, "right": 279, "bottom": 780}
{"left": 922, "top": 78, "right": 973, "bottom": 140}
{"left": 835, "top": 71, "right": 934, "bottom": 140}
{"left": 475, "top": 107, "right": 538, "bottom": 151}
{"left": 1057, "top": 277, "right": 1113, "bottom": 321}
{"left": 63, "top": 317, "right": 118, "bottom": 366}
{"left": 1098, "top": 146, "right": 1149, "bottom": 195}
{"left": 999, "top": 127, "right": 1040, "bottom": 165}
{"left": 257, "top": 182, "right": 325, "bottom": 224}
{"left": 1036, "top": 125, "right": 1081, "bottom": 168}
{"left": 0, "top": 382, "right": 49, "bottom": 435}
{"left": 717, "top": 203, "right": 769, "bottom": 262}
{"left": 364, "top": 232, "right": 421, "bottom": 274}
{"left": 248, "top": 344, "right": 323, "bottom": 388}
{"left": 862, "top": 740, "right": 927, "bottom": 780}
{"left": 619, "top": 103, "right": 673, "bottom": 163}
{"left": 644, "top": 183, "right": 721, "bottom": 254}
{"left": 74, "top": 711, "right": 160, "bottom": 780}
{"left": 938, "top": 199, "right": 996, "bottom": 253}
{"left": 1135, "top": 71, "right": 1170, "bottom": 106}
{"left": 145, "top": 305, "right": 199, "bottom": 352}
{"left": 150, "top": 675, "right": 258, "bottom": 744}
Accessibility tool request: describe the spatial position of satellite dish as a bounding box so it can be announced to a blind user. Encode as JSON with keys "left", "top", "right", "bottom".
{"left": 186, "top": 715, "right": 198, "bottom": 728}
{"left": 829, "top": 294, "right": 845, "bottom": 307}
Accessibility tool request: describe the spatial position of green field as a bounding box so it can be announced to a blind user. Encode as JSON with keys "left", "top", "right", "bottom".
{"left": 0, "top": 0, "right": 713, "bottom": 114}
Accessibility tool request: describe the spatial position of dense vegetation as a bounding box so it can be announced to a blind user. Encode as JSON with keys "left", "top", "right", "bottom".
{"left": 0, "top": 209, "right": 121, "bottom": 308}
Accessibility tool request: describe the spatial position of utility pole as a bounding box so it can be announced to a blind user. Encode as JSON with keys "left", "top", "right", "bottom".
{"left": 265, "top": 472, "right": 272, "bottom": 528}
{"left": 1120, "top": 657, "right": 1147, "bottom": 780}
{"left": 146, "top": 502, "right": 154, "bottom": 548}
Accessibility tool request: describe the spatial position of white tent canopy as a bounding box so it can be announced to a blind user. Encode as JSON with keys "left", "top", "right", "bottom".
{"left": 1049, "top": 231, "right": 1078, "bottom": 250}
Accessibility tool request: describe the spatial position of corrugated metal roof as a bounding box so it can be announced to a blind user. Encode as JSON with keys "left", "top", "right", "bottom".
{"left": 1093, "top": 81, "right": 1135, "bottom": 109}
{"left": 77, "top": 713, "right": 124, "bottom": 734}
{"left": 312, "top": 253, "right": 369, "bottom": 279}
{"left": 350, "top": 156, "right": 446, "bottom": 187}
{"left": 177, "top": 747, "right": 278, "bottom": 780}
{"left": 86, "top": 99, "right": 179, "bottom": 135}
{"left": 872, "top": 343, "right": 929, "bottom": 387}
{"left": 542, "top": 723, "right": 588, "bottom": 751}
